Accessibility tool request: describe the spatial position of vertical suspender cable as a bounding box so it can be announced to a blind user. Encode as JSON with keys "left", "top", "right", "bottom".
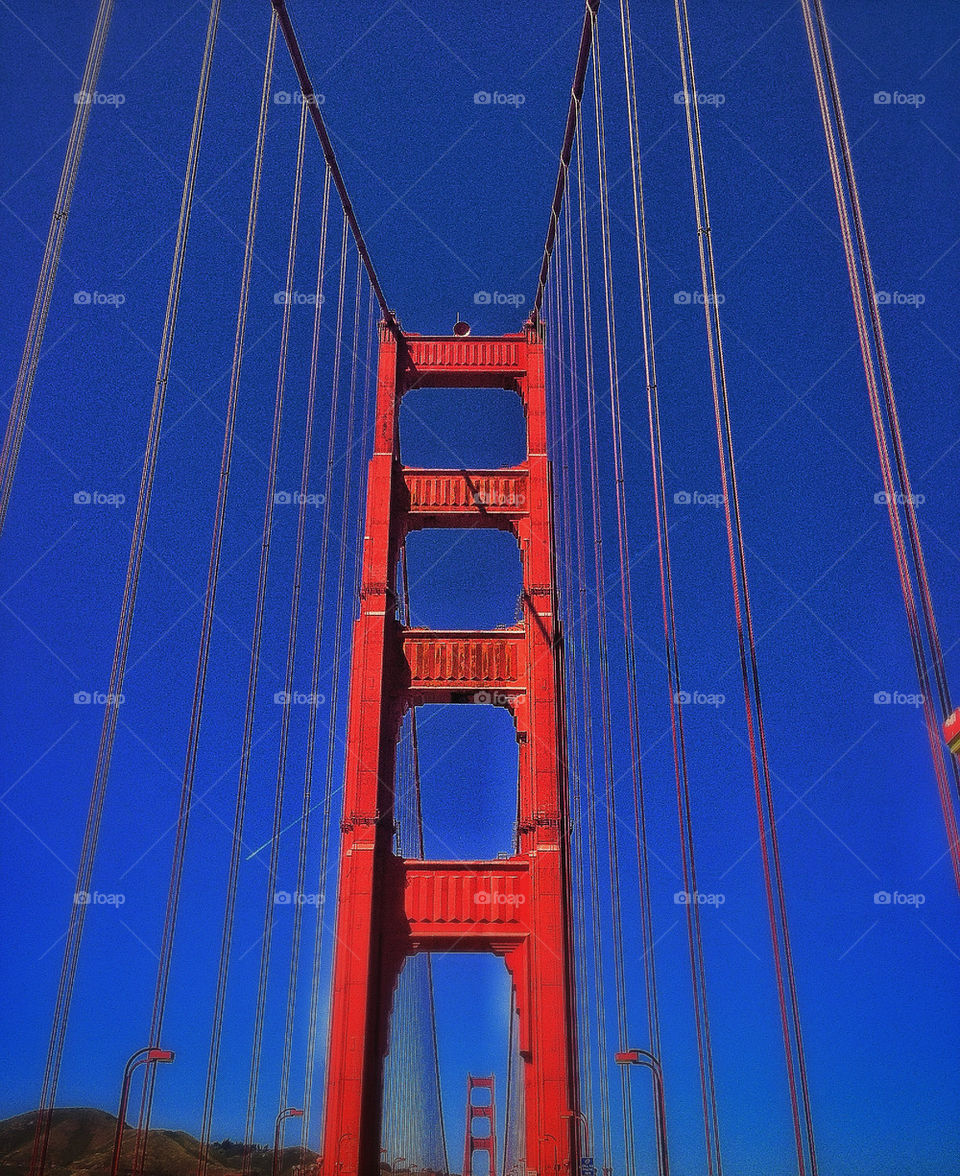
{"left": 28, "top": 5, "right": 222, "bottom": 1173}
{"left": 799, "top": 0, "right": 960, "bottom": 889}
{"left": 572, "top": 111, "right": 615, "bottom": 1173}
{"left": 560, "top": 170, "right": 609, "bottom": 1152}
{"left": 192, "top": 20, "right": 282, "bottom": 1172}
{"left": 277, "top": 168, "right": 335, "bottom": 1122}
{"left": 617, "top": 2, "right": 717, "bottom": 1173}
{"left": 301, "top": 215, "right": 352, "bottom": 1149}
{"left": 674, "top": 2, "right": 818, "bottom": 1172}
{"left": 136, "top": 25, "right": 305, "bottom": 1176}
{"left": 238, "top": 94, "right": 313, "bottom": 1175}
{"left": 0, "top": 0, "right": 115, "bottom": 535}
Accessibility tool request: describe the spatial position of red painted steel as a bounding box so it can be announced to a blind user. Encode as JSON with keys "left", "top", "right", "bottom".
{"left": 945, "top": 708, "right": 960, "bottom": 756}
{"left": 318, "top": 320, "right": 580, "bottom": 1174}
{"left": 463, "top": 1075, "right": 497, "bottom": 1176}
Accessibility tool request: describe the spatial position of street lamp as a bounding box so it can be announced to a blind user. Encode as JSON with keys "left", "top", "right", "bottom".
{"left": 272, "top": 1107, "right": 304, "bottom": 1176}
{"left": 110, "top": 1047, "right": 174, "bottom": 1176}
{"left": 560, "top": 1108, "right": 592, "bottom": 1159}
{"left": 540, "top": 1134, "right": 559, "bottom": 1175}
{"left": 615, "top": 1049, "right": 669, "bottom": 1176}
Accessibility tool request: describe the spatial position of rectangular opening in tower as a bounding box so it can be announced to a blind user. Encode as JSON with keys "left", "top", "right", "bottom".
{"left": 394, "top": 703, "right": 519, "bottom": 860}
{"left": 399, "top": 386, "right": 526, "bottom": 468}
{"left": 401, "top": 529, "right": 523, "bottom": 630}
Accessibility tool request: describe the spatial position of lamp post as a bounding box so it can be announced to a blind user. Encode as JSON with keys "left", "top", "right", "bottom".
{"left": 615, "top": 1049, "right": 669, "bottom": 1176}
{"left": 540, "top": 1134, "right": 559, "bottom": 1175}
{"left": 272, "top": 1107, "right": 304, "bottom": 1176}
{"left": 560, "top": 1109, "right": 591, "bottom": 1173}
{"left": 110, "top": 1047, "right": 174, "bottom": 1176}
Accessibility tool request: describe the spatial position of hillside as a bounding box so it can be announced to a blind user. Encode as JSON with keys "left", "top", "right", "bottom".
{"left": 0, "top": 1109, "right": 315, "bottom": 1176}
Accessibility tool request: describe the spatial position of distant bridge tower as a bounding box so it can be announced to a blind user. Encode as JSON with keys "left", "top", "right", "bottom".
{"left": 463, "top": 1075, "right": 496, "bottom": 1176}
{"left": 318, "top": 318, "right": 580, "bottom": 1174}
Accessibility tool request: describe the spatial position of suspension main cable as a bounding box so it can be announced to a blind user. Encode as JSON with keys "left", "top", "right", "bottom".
{"left": 532, "top": 0, "right": 601, "bottom": 320}
{"left": 28, "top": 6, "right": 223, "bottom": 1174}
{"left": 0, "top": 0, "right": 116, "bottom": 535}
{"left": 270, "top": 0, "right": 398, "bottom": 337}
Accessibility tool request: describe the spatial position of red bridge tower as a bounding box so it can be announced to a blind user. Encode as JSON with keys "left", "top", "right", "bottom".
{"left": 463, "top": 1074, "right": 496, "bottom": 1176}
{"left": 319, "top": 319, "right": 580, "bottom": 1174}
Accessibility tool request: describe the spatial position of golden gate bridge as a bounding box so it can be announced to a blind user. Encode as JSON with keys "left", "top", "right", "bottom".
{"left": 2, "top": 1, "right": 958, "bottom": 1175}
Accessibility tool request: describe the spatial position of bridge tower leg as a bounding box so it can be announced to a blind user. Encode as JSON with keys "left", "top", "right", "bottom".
{"left": 318, "top": 318, "right": 580, "bottom": 1176}
{"left": 463, "top": 1075, "right": 497, "bottom": 1176}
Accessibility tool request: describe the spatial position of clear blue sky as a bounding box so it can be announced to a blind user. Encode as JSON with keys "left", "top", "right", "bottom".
{"left": 1, "top": 2, "right": 959, "bottom": 1174}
